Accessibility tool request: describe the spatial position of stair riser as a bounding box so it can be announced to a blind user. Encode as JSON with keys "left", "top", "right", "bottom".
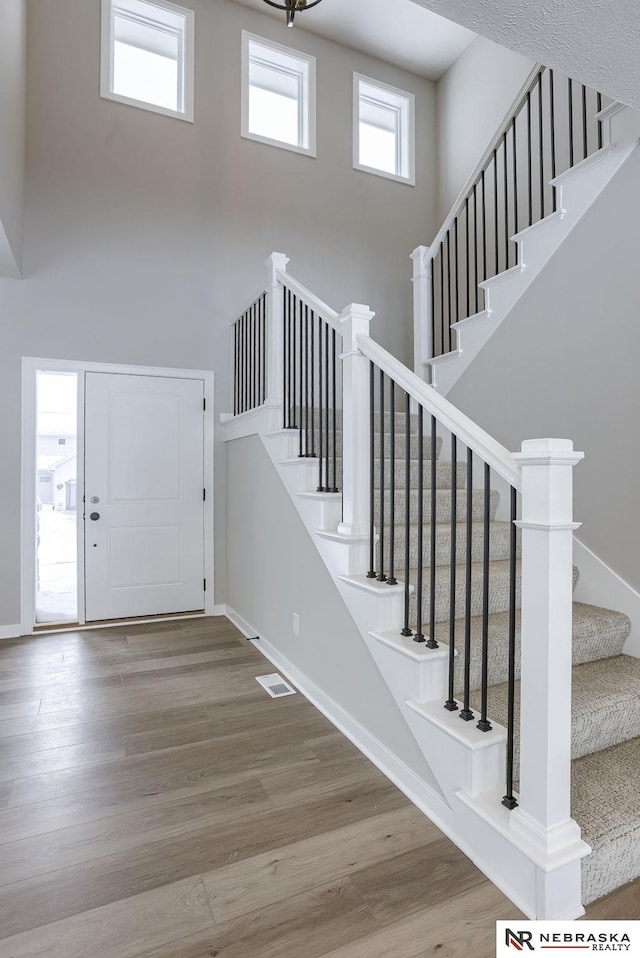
{"left": 379, "top": 522, "right": 518, "bottom": 569}
{"left": 303, "top": 430, "right": 441, "bottom": 460}
{"left": 407, "top": 565, "right": 522, "bottom": 623}
{"left": 374, "top": 489, "right": 500, "bottom": 524}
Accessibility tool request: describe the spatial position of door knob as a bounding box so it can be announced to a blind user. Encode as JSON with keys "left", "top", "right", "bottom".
{"left": 89, "top": 512, "right": 100, "bottom": 521}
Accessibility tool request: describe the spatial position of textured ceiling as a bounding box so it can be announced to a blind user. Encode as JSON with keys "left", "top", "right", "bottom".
{"left": 231, "top": 0, "right": 475, "bottom": 80}
{"left": 409, "top": 0, "right": 640, "bottom": 109}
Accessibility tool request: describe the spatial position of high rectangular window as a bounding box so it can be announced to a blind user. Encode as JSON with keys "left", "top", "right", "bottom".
{"left": 101, "top": 0, "right": 195, "bottom": 121}
{"left": 242, "top": 32, "right": 316, "bottom": 157}
{"left": 354, "top": 74, "right": 415, "bottom": 185}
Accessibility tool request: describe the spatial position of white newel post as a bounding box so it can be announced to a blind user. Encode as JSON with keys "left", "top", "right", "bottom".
{"left": 265, "top": 252, "right": 289, "bottom": 408}
{"left": 510, "top": 438, "right": 584, "bottom": 856}
{"left": 411, "top": 245, "right": 432, "bottom": 377}
{"left": 337, "top": 304, "right": 374, "bottom": 538}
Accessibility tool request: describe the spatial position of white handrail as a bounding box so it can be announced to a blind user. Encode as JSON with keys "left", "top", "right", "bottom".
{"left": 356, "top": 333, "right": 521, "bottom": 490}
{"left": 276, "top": 269, "right": 342, "bottom": 334}
{"left": 425, "top": 64, "right": 542, "bottom": 262}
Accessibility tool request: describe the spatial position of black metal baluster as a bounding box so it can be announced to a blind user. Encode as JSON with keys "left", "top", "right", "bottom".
{"left": 597, "top": 91, "right": 603, "bottom": 150}
{"left": 298, "top": 299, "right": 303, "bottom": 457}
{"left": 465, "top": 195, "right": 470, "bottom": 320}
{"left": 310, "top": 309, "right": 316, "bottom": 456}
{"left": 304, "top": 305, "right": 310, "bottom": 454}
{"left": 292, "top": 296, "right": 297, "bottom": 429}
{"left": 377, "top": 370, "right": 387, "bottom": 582}
{"left": 446, "top": 231, "right": 452, "bottom": 352}
{"left": 493, "top": 150, "right": 499, "bottom": 276}
{"left": 582, "top": 83, "right": 588, "bottom": 159}
{"left": 414, "top": 405, "right": 425, "bottom": 642}
{"left": 387, "top": 381, "right": 397, "bottom": 585}
{"left": 503, "top": 132, "right": 509, "bottom": 270}
{"left": 262, "top": 293, "right": 267, "bottom": 403}
{"left": 401, "top": 392, "right": 413, "bottom": 637}
{"left": 477, "top": 462, "right": 492, "bottom": 732}
{"left": 251, "top": 303, "right": 256, "bottom": 409}
{"left": 317, "top": 315, "right": 324, "bottom": 490}
{"left": 481, "top": 169, "right": 487, "bottom": 282}
{"left": 324, "top": 322, "right": 330, "bottom": 491}
{"left": 512, "top": 116, "right": 519, "bottom": 242}
{"left": 454, "top": 218, "right": 459, "bottom": 329}
{"left": 439, "top": 245, "right": 445, "bottom": 354}
{"left": 502, "top": 485, "right": 519, "bottom": 810}
{"left": 243, "top": 311, "right": 248, "bottom": 414}
{"left": 427, "top": 414, "right": 438, "bottom": 649}
{"left": 256, "top": 300, "right": 261, "bottom": 407}
{"left": 368, "top": 362, "right": 376, "bottom": 579}
{"left": 445, "top": 434, "right": 458, "bottom": 710}
{"left": 233, "top": 322, "right": 237, "bottom": 416}
{"left": 538, "top": 70, "right": 545, "bottom": 221}
{"left": 331, "top": 328, "right": 338, "bottom": 492}
{"left": 550, "top": 70, "right": 557, "bottom": 212}
{"left": 527, "top": 90, "right": 533, "bottom": 227}
{"left": 568, "top": 78, "right": 575, "bottom": 168}
{"left": 283, "top": 292, "right": 289, "bottom": 427}
{"left": 430, "top": 248, "right": 436, "bottom": 357}
{"left": 473, "top": 183, "right": 479, "bottom": 313}
{"left": 460, "top": 447, "right": 474, "bottom": 722}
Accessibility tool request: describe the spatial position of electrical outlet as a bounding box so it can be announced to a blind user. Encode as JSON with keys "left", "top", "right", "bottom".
{"left": 292, "top": 613, "right": 300, "bottom": 637}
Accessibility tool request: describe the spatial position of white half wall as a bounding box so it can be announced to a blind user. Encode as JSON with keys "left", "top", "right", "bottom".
{"left": 0, "top": 0, "right": 26, "bottom": 277}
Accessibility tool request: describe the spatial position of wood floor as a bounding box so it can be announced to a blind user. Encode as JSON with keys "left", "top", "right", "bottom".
{"left": 0, "top": 617, "right": 636, "bottom": 958}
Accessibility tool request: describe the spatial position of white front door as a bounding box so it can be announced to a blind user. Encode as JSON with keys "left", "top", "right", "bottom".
{"left": 84, "top": 372, "right": 205, "bottom": 622}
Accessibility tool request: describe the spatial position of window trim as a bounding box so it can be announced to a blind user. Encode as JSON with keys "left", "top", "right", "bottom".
{"left": 241, "top": 31, "right": 317, "bottom": 159}
{"left": 353, "top": 73, "right": 416, "bottom": 186}
{"left": 100, "top": 0, "right": 195, "bottom": 122}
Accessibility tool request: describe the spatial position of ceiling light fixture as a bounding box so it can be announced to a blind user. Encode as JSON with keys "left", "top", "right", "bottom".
{"left": 262, "top": 0, "right": 323, "bottom": 28}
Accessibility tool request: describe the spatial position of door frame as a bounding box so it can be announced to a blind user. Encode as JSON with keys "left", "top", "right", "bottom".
{"left": 21, "top": 357, "right": 216, "bottom": 635}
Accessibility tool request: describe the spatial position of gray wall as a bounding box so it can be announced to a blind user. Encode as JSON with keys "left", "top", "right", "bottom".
{"left": 435, "top": 35, "right": 534, "bottom": 222}
{"left": 448, "top": 143, "right": 640, "bottom": 591}
{"left": 0, "top": 0, "right": 437, "bottom": 628}
{"left": 0, "top": 0, "right": 26, "bottom": 277}
{"left": 226, "top": 434, "right": 438, "bottom": 786}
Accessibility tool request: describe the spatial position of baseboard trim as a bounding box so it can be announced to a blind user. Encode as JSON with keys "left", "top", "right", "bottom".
{"left": 0, "top": 624, "right": 21, "bottom": 641}
{"left": 573, "top": 537, "right": 640, "bottom": 658}
{"left": 224, "top": 603, "right": 461, "bottom": 843}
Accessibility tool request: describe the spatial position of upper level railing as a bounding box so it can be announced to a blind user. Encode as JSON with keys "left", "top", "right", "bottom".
{"left": 422, "top": 65, "right": 604, "bottom": 359}
{"left": 228, "top": 251, "right": 584, "bottom": 862}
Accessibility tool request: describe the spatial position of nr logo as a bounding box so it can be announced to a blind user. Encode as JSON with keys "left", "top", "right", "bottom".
{"left": 505, "top": 928, "right": 536, "bottom": 951}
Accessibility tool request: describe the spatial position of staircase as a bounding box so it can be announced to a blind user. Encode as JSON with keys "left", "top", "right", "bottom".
{"left": 223, "top": 72, "right": 640, "bottom": 919}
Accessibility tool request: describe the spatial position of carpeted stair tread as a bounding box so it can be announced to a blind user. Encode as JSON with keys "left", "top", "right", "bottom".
{"left": 343, "top": 457, "right": 466, "bottom": 490}
{"left": 469, "top": 656, "right": 640, "bottom": 774}
{"left": 572, "top": 736, "right": 640, "bottom": 904}
{"left": 427, "top": 602, "right": 630, "bottom": 691}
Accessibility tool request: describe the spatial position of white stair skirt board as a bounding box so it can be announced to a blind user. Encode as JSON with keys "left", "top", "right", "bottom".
{"left": 425, "top": 104, "right": 640, "bottom": 396}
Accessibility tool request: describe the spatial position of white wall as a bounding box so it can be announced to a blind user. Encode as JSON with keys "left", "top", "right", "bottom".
{"left": 435, "top": 35, "right": 534, "bottom": 222}
{"left": 0, "top": 0, "right": 26, "bottom": 277}
{"left": 0, "top": 0, "right": 437, "bottom": 630}
{"left": 226, "top": 434, "right": 440, "bottom": 787}
{"left": 447, "top": 143, "right": 640, "bottom": 593}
